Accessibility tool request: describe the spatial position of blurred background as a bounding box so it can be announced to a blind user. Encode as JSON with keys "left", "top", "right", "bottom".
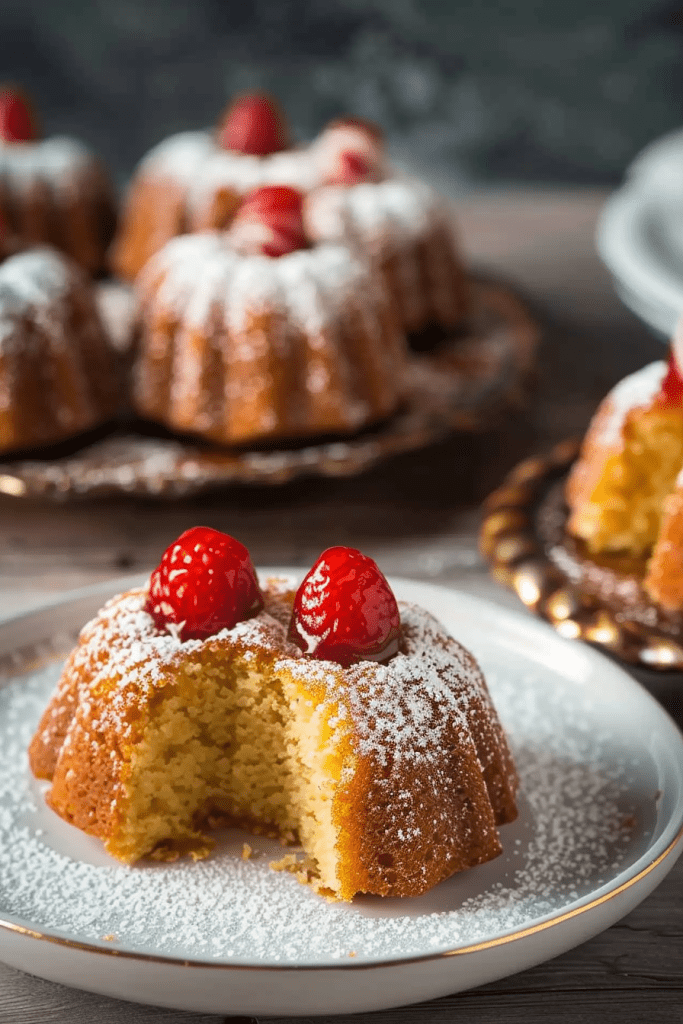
{"left": 3, "top": 0, "right": 683, "bottom": 191}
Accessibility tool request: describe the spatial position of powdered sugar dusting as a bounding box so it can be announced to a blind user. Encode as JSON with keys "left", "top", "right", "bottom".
{"left": 54, "top": 586, "right": 300, "bottom": 737}
{"left": 0, "top": 640, "right": 645, "bottom": 964}
{"left": 0, "top": 136, "right": 93, "bottom": 195}
{"left": 598, "top": 361, "right": 667, "bottom": 446}
{"left": 139, "top": 132, "right": 318, "bottom": 205}
{"left": 0, "top": 248, "right": 72, "bottom": 357}
{"left": 187, "top": 147, "right": 318, "bottom": 213}
{"left": 0, "top": 248, "right": 70, "bottom": 307}
{"left": 141, "top": 231, "right": 373, "bottom": 337}
{"left": 305, "top": 177, "right": 440, "bottom": 256}
{"left": 138, "top": 131, "right": 215, "bottom": 183}
{"left": 282, "top": 601, "right": 487, "bottom": 765}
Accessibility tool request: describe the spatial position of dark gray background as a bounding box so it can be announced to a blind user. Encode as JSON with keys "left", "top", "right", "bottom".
{"left": 2, "top": 0, "right": 683, "bottom": 190}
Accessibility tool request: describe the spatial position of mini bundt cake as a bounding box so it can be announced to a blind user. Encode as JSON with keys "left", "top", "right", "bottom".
{"left": 0, "top": 87, "right": 116, "bottom": 276}
{"left": 304, "top": 176, "right": 470, "bottom": 336}
{"left": 566, "top": 327, "right": 683, "bottom": 611}
{"left": 0, "top": 244, "right": 118, "bottom": 453}
{"left": 132, "top": 186, "right": 407, "bottom": 446}
{"left": 110, "top": 94, "right": 319, "bottom": 282}
{"left": 29, "top": 533, "right": 518, "bottom": 901}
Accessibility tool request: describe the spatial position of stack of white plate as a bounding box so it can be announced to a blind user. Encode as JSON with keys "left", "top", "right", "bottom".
{"left": 597, "top": 128, "right": 683, "bottom": 340}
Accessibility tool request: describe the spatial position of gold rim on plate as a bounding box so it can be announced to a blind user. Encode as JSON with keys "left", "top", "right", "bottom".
{"left": 1, "top": 577, "right": 682, "bottom": 972}
{"left": 2, "top": 823, "right": 681, "bottom": 970}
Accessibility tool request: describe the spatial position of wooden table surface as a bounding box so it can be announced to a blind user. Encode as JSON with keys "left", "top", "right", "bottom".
{"left": 1, "top": 189, "right": 682, "bottom": 1023}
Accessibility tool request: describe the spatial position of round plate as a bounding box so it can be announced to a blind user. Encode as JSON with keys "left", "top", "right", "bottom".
{"left": 0, "top": 279, "right": 539, "bottom": 499}
{"left": 596, "top": 127, "right": 683, "bottom": 341}
{"left": 0, "top": 574, "right": 681, "bottom": 1016}
{"left": 480, "top": 439, "right": 683, "bottom": 670}
{"left": 596, "top": 184, "right": 683, "bottom": 339}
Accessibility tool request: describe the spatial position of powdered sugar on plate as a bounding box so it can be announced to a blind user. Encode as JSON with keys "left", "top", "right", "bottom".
{"left": 0, "top": 634, "right": 654, "bottom": 966}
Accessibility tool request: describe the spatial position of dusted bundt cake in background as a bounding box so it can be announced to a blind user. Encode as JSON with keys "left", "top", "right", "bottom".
{"left": 0, "top": 87, "right": 116, "bottom": 276}
{"left": 110, "top": 93, "right": 320, "bottom": 282}
{"left": 132, "top": 186, "right": 407, "bottom": 447}
{"left": 566, "top": 323, "right": 683, "bottom": 611}
{"left": 304, "top": 175, "right": 470, "bottom": 335}
{"left": 111, "top": 92, "right": 470, "bottom": 308}
{"left": 0, "top": 243, "right": 119, "bottom": 454}
{"left": 29, "top": 533, "right": 518, "bottom": 901}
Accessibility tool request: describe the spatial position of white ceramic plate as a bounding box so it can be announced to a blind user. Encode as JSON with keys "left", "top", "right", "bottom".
{"left": 0, "top": 575, "right": 681, "bottom": 1016}
{"left": 597, "top": 127, "right": 683, "bottom": 339}
{"left": 597, "top": 182, "right": 683, "bottom": 339}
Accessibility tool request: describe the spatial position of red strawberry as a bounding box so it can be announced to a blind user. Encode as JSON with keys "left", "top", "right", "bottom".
{"left": 217, "top": 93, "right": 288, "bottom": 156}
{"left": 145, "top": 527, "right": 264, "bottom": 641}
{"left": 0, "top": 87, "right": 38, "bottom": 143}
{"left": 659, "top": 351, "right": 683, "bottom": 405}
{"left": 229, "top": 185, "right": 307, "bottom": 257}
{"left": 288, "top": 546, "right": 401, "bottom": 667}
{"left": 336, "top": 150, "right": 371, "bottom": 185}
{"left": 316, "top": 116, "right": 384, "bottom": 186}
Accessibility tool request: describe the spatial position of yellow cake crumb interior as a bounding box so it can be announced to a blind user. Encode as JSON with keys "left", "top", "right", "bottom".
{"left": 111, "top": 652, "right": 350, "bottom": 896}
{"left": 574, "top": 406, "right": 683, "bottom": 556}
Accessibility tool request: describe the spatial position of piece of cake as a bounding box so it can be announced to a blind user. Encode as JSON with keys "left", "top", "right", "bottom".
{"left": 0, "top": 242, "right": 118, "bottom": 454}
{"left": 566, "top": 324, "right": 683, "bottom": 610}
{"left": 110, "top": 92, "right": 469, "bottom": 333}
{"left": 110, "top": 93, "right": 318, "bottom": 282}
{"left": 131, "top": 186, "right": 407, "bottom": 446}
{"left": 304, "top": 175, "right": 470, "bottom": 336}
{"left": 29, "top": 532, "right": 518, "bottom": 901}
{"left": 0, "top": 87, "right": 116, "bottom": 276}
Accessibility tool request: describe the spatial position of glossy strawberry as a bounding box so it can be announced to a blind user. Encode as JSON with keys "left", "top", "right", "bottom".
{"left": 659, "top": 349, "right": 683, "bottom": 405}
{"left": 217, "top": 93, "right": 288, "bottom": 156}
{"left": 0, "top": 87, "right": 37, "bottom": 143}
{"left": 288, "top": 546, "right": 401, "bottom": 667}
{"left": 145, "top": 526, "right": 264, "bottom": 641}
{"left": 229, "top": 185, "right": 307, "bottom": 257}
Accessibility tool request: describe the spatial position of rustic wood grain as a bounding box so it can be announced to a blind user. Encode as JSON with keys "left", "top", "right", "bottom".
{"left": 1, "top": 188, "right": 681, "bottom": 1023}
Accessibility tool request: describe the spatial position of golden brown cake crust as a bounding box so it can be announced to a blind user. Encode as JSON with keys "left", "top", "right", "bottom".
{"left": 303, "top": 179, "right": 471, "bottom": 335}
{"left": 29, "top": 581, "right": 517, "bottom": 900}
{"left": 131, "top": 233, "right": 408, "bottom": 447}
{"left": 0, "top": 137, "right": 115, "bottom": 276}
{"left": 109, "top": 176, "right": 188, "bottom": 283}
{"left": 280, "top": 607, "right": 517, "bottom": 898}
{"left": 0, "top": 248, "right": 119, "bottom": 454}
{"left": 644, "top": 487, "right": 683, "bottom": 610}
{"left": 109, "top": 131, "right": 317, "bottom": 282}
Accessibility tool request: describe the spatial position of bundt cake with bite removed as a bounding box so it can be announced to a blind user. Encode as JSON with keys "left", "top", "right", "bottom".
{"left": 0, "top": 240, "right": 118, "bottom": 454}
{"left": 29, "top": 532, "right": 518, "bottom": 901}
{"left": 0, "top": 87, "right": 116, "bottom": 276}
{"left": 132, "top": 185, "right": 407, "bottom": 446}
{"left": 566, "top": 322, "right": 683, "bottom": 611}
{"left": 304, "top": 175, "right": 470, "bottom": 335}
